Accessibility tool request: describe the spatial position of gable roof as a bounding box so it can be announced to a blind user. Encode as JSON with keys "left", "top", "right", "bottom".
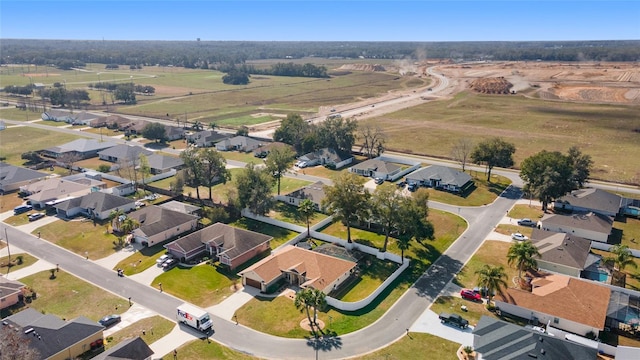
{"left": 240, "top": 245, "right": 356, "bottom": 290}
{"left": 530, "top": 228, "right": 592, "bottom": 270}
{"left": 283, "top": 181, "right": 326, "bottom": 204}
{"left": 406, "top": 165, "right": 472, "bottom": 187}
{"left": 541, "top": 212, "right": 613, "bottom": 234}
{"left": 159, "top": 200, "right": 200, "bottom": 215}
{"left": 44, "top": 138, "right": 118, "bottom": 155}
{"left": 187, "top": 130, "right": 231, "bottom": 146}
{"left": 300, "top": 148, "right": 353, "bottom": 163}
{"left": 216, "top": 136, "right": 262, "bottom": 149}
{"left": 23, "top": 178, "right": 91, "bottom": 201}
{"left": 0, "top": 163, "right": 48, "bottom": 187}
{"left": 3, "top": 308, "right": 103, "bottom": 359}
{"left": 350, "top": 158, "right": 400, "bottom": 174}
{"left": 98, "top": 144, "right": 153, "bottom": 161}
{"left": 146, "top": 154, "right": 183, "bottom": 171}
{"left": 473, "top": 316, "right": 598, "bottom": 360}
{"left": 164, "top": 125, "right": 185, "bottom": 138}
{"left": 497, "top": 274, "right": 611, "bottom": 329}
{"left": 128, "top": 205, "right": 198, "bottom": 238}
{"left": 0, "top": 277, "right": 26, "bottom": 303}
{"left": 55, "top": 192, "right": 135, "bottom": 213}
{"left": 204, "top": 223, "right": 272, "bottom": 261}
{"left": 92, "top": 337, "right": 154, "bottom": 360}
{"left": 556, "top": 188, "right": 622, "bottom": 215}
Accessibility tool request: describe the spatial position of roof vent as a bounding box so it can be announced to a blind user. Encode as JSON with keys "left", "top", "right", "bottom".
{"left": 541, "top": 348, "right": 546, "bottom": 355}
{"left": 539, "top": 336, "right": 543, "bottom": 342}
{"left": 24, "top": 328, "right": 34, "bottom": 335}
{"left": 527, "top": 354, "right": 538, "bottom": 358}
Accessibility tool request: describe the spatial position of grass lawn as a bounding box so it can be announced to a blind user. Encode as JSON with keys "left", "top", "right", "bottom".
{"left": 113, "top": 243, "right": 168, "bottom": 276}
{"left": 2, "top": 209, "right": 44, "bottom": 226}
{"left": 19, "top": 270, "right": 130, "bottom": 321}
{"left": 430, "top": 295, "right": 496, "bottom": 329}
{"left": 0, "top": 107, "right": 42, "bottom": 121}
{"left": 274, "top": 176, "right": 312, "bottom": 196}
{"left": 230, "top": 217, "right": 299, "bottom": 249}
{"left": 296, "top": 164, "right": 347, "bottom": 180}
{"left": 75, "top": 157, "right": 114, "bottom": 171}
{"left": 220, "top": 151, "right": 261, "bottom": 165}
{"left": 332, "top": 255, "right": 400, "bottom": 302}
{"left": 359, "top": 332, "right": 459, "bottom": 360}
{"left": 267, "top": 202, "right": 328, "bottom": 228}
{"left": 162, "top": 339, "right": 256, "bottom": 360}
{"left": 613, "top": 217, "right": 640, "bottom": 250}
{"left": 154, "top": 264, "right": 238, "bottom": 308}
{"left": 0, "top": 253, "right": 39, "bottom": 273}
{"left": 104, "top": 316, "right": 175, "bottom": 349}
{"left": 421, "top": 173, "right": 511, "bottom": 206}
{"left": 81, "top": 127, "right": 121, "bottom": 137}
{"left": 495, "top": 224, "right": 534, "bottom": 238}
{"left": 235, "top": 209, "right": 466, "bottom": 337}
{"left": 35, "top": 218, "right": 121, "bottom": 260}
{"left": 36, "top": 120, "right": 73, "bottom": 127}
{"left": 0, "top": 126, "right": 83, "bottom": 165}
{"left": 0, "top": 193, "right": 25, "bottom": 212}
{"left": 508, "top": 204, "right": 544, "bottom": 221}
{"left": 454, "top": 240, "right": 518, "bottom": 291}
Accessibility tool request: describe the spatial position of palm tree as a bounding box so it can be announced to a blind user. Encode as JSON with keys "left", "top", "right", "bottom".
{"left": 109, "top": 209, "right": 125, "bottom": 232}
{"left": 475, "top": 264, "right": 508, "bottom": 304}
{"left": 605, "top": 244, "right": 638, "bottom": 272}
{"left": 294, "top": 288, "right": 316, "bottom": 334}
{"left": 507, "top": 241, "right": 540, "bottom": 281}
{"left": 298, "top": 199, "right": 316, "bottom": 239}
{"left": 309, "top": 288, "right": 327, "bottom": 328}
{"left": 396, "top": 236, "right": 411, "bottom": 264}
{"left": 120, "top": 217, "right": 139, "bottom": 235}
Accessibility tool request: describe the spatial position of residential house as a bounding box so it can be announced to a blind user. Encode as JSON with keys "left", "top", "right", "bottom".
{"left": 473, "top": 316, "right": 598, "bottom": 360}
{"left": 102, "top": 182, "right": 136, "bottom": 197}
{"left": 215, "top": 136, "right": 262, "bottom": 153}
{"left": 186, "top": 130, "right": 231, "bottom": 148}
{"left": 163, "top": 125, "right": 185, "bottom": 141}
{"left": 21, "top": 178, "right": 95, "bottom": 209}
{"left": 539, "top": 212, "right": 614, "bottom": 243}
{"left": 158, "top": 200, "right": 201, "bottom": 216}
{"left": 405, "top": 165, "right": 474, "bottom": 194}
{"left": 145, "top": 154, "right": 184, "bottom": 175}
{"left": 278, "top": 181, "right": 326, "bottom": 211}
{"left": 122, "top": 205, "right": 199, "bottom": 247}
{"left": 493, "top": 273, "right": 611, "bottom": 337}
{"left": 297, "top": 148, "right": 354, "bottom": 169}
{"left": 2, "top": 307, "right": 104, "bottom": 360}
{"left": 41, "top": 109, "right": 100, "bottom": 125}
{"left": 41, "top": 139, "right": 118, "bottom": 159}
{"left": 90, "top": 114, "right": 131, "bottom": 129}
{"left": 92, "top": 337, "right": 154, "bottom": 360}
{"left": 0, "top": 277, "right": 26, "bottom": 311}
{"left": 0, "top": 163, "right": 48, "bottom": 194}
{"left": 253, "top": 142, "right": 292, "bottom": 158}
{"left": 122, "top": 119, "right": 149, "bottom": 137}
{"left": 239, "top": 245, "right": 357, "bottom": 294}
{"left": 348, "top": 155, "right": 420, "bottom": 181}
{"left": 98, "top": 144, "right": 153, "bottom": 164}
{"left": 530, "top": 228, "right": 600, "bottom": 278}
{"left": 165, "top": 223, "right": 272, "bottom": 270}
{"left": 554, "top": 188, "right": 622, "bottom": 217}
{"left": 54, "top": 192, "right": 136, "bottom": 220}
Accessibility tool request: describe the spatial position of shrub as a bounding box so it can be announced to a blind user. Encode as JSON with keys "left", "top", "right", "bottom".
{"left": 98, "top": 164, "right": 111, "bottom": 173}
{"left": 16, "top": 255, "right": 23, "bottom": 265}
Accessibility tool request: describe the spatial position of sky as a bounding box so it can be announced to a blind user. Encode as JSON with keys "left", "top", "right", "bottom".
{"left": 1, "top": 1, "right": 639, "bottom": 42}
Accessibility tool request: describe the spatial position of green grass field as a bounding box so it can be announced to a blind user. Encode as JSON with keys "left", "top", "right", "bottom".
{"left": 362, "top": 91, "right": 640, "bottom": 184}
{"left": 35, "top": 219, "right": 120, "bottom": 260}
{"left": 154, "top": 264, "right": 238, "bottom": 308}
{"left": 0, "top": 126, "right": 83, "bottom": 165}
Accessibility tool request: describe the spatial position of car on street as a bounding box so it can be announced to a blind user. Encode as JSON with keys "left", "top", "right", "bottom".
{"left": 517, "top": 218, "right": 537, "bottom": 227}
{"left": 460, "top": 289, "right": 482, "bottom": 302}
{"left": 511, "top": 232, "right": 529, "bottom": 241}
{"left": 374, "top": 177, "right": 384, "bottom": 185}
{"left": 28, "top": 213, "right": 45, "bottom": 222}
{"left": 99, "top": 314, "right": 121, "bottom": 327}
{"left": 162, "top": 258, "right": 179, "bottom": 271}
{"left": 156, "top": 254, "right": 171, "bottom": 266}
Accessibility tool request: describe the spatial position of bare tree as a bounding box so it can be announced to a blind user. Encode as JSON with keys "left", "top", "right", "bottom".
{"left": 451, "top": 138, "right": 474, "bottom": 172}
{"left": 0, "top": 327, "right": 41, "bottom": 360}
{"left": 58, "top": 152, "right": 82, "bottom": 174}
{"left": 358, "top": 124, "right": 386, "bottom": 159}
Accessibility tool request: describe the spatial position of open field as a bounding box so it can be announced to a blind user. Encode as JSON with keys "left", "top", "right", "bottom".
{"left": 0, "top": 107, "right": 44, "bottom": 121}
{"left": 0, "top": 126, "right": 83, "bottom": 165}
{"left": 35, "top": 218, "right": 120, "bottom": 260}
{"left": 362, "top": 91, "right": 640, "bottom": 184}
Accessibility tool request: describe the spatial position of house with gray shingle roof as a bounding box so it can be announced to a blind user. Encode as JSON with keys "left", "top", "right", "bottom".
{"left": 405, "top": 165, "right": 474, "bottom": 194}
{"left": 297, "top": 148, "right": 354, "bottom": 169}
{"left": 145, "top": 154, "right": 184, "bottom": 174}
{"left": 98, "top": 144, "right": 153, "bottom": 164}
{"left": 215, "top": 136, "right": 263, "bottom": 153}
{"left": 0, "top": 277, "right": 26, "bottom": 311}
{"left": 54, "top": 192, "right": 136, "bottom": 220}
{"left": 530, "top": 228, "right": 600, "bottom": 278}
{"left": 158, "top": 200, "right": 200, "bottom": 216}
{"left": 186, "top": 130, "right": 231, "bottom": 148}
{"left": 123, "top": 205, "right": 198, "bottom": 247}
{"left": 278, "top": 181, "right": 326, "bottom": 211}
{"left": 554, "top": 188, "right": 622, "bottom": 217}
{"left": 165, "top": 223, "right": 272, "bottom": 269}
{"left": 41, "top": 138, "right": 118, "bottom": 159}
{"left": 473, "top": 316, "right": 598, "bottom": 360}
{"left": 348, "top": 155, "right": 420, "bottom": 181}
{"left": 3, "top": 308, "right": 104, "bottom": 360}
{"left": 0, "top": 163, "right": 48, "bottom": 194}
{"left": 540, "top": 212, "right": 614, "bottom": 243}
{"left": 41, "top": 109, "right": 100, "bottom": 125}
{"left": 92, "top": 337, "right": 154, "bottom": 360}
{"left": 22, "top": 177, "right": 95, "bottom": 209}
{"left": 163, "top": 125, "right": 186, "bottom": 141}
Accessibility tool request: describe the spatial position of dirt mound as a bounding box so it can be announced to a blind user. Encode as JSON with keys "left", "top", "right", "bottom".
{"left": 469, "top": 77, "right": 513, "bottom": 94}
{"left": 338, "top": 64, "right": 386, "bottom": 72}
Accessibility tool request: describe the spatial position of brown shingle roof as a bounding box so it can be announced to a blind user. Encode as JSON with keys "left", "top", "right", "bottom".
{"left": 240, "top": 245, "right": 356, "bottom": 291}
{"left": 497, "top": 274, "right": 611, "bottom": 329}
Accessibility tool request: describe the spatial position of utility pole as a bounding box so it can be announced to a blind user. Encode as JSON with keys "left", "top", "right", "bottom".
{"left": 4, "top": 228, "right": 11, "bottom": 275}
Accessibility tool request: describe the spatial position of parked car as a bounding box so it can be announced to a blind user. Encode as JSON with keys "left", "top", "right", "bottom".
{"left": 407, "top": 183, "right": 418, "bottom": 192}
{"left": 460, "top": 289, "right": 482, "bottom": 302}
{"left": 14, "top": 205, "right": 33, "bottom": 215}
{"left": 156, "top": 254, "right": 171, "bottom": 266}
{"left": 162, "top": 258, "right": 179, "bottom": 271}
{"left": 439, "top": 312, "right": 469, "bottom": 329}
{"left": 28, "top": 213, "right": 45, "bottom": 222}
{"left": 511, "top": 232, "right": 529, "bottom": 241}
{"left": 99, "top": 314, "right": 121, "bottom": 327}
{"left": 396, "top": 180, "right": 407, "bottom": 188}
{"left": 517, "top": 218, "right": 537, "bottom": 227}
{"left": 374, "top": 177, "right": 384, "bottom": 185}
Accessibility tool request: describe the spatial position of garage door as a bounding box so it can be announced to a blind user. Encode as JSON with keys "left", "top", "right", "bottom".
{"left": 245, "top": 277, "right": 262, "bottom": 290}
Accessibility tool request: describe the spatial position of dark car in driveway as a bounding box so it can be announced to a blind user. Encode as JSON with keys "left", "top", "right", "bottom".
{"left": 99, "top": 314, "right": 121, "bottom": 327}
{"left": 517, "top": 218, "right": 537, "bottom": 227}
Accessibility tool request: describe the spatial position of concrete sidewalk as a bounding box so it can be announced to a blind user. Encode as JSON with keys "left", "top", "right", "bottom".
{"left": 149, "top": 323, "right": 203, "bottom": 358}
{"left": 103, "top": 303, "right": 158, "bottom": 337}
{"left": 207, "top": 285, "right": 262, "bottom": 321}
{"left": 410, "top": 308, "right": 474, "bottom": 347}
{"left": 3, "top": 259, "right": 55, "bottom": 281}
{"left": 93, "top": 242, "right": 143, "bottom": 270}
{"left": 128, "top": 262, "right": 164, "bottom": 286}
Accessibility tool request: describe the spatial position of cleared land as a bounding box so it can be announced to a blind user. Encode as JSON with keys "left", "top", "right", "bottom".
{"left": 0, "top": 126, "right": 83, "bottom": 165}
